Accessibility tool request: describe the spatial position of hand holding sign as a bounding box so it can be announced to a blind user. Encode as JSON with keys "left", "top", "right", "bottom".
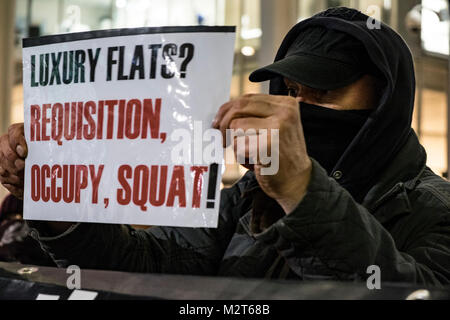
{"left": 0, "top": 123, "right": 27, "bottom": 199}
{"left": 213, "top": 94, "right": 312, "bottom": 214}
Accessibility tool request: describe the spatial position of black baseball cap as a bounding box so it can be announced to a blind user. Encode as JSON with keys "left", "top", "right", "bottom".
{"left": 249, "top": 26, "right": 374, "bottom": 90}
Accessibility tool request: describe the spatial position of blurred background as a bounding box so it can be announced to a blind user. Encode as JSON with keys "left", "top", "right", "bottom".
{"left": 0, "top": 0, "right": 449, "bottom": 202}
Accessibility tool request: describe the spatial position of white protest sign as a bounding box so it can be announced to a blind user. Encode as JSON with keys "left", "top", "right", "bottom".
{"left": 22, "top": 26, "right": 235, "bottom": 228}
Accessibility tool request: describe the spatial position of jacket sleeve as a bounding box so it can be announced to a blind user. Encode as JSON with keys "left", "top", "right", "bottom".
{"left": 28, "top": 183, "right": 242, "bottom": 274}
{"left": 254, "top": 160, "right": 450, "bottom": 286}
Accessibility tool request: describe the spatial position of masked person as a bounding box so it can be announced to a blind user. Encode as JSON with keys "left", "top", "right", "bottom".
{"left": 1, "top": 7, "right": 449, "bottom": 285}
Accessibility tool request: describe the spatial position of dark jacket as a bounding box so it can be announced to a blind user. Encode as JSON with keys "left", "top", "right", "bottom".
{"left": 0, "top": 194, "right": 55, "bottom": 266}
{"left": 29, "top": 8, "right": 450, "bottom": 286}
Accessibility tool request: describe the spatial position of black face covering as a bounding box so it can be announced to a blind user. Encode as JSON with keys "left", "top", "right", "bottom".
{"left": 300, "top": 102, "right": 372, "bottom": 175}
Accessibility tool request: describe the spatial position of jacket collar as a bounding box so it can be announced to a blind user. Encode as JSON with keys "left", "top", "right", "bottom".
{"left": 362, "top": 131, "right": 427, "bottom": 221}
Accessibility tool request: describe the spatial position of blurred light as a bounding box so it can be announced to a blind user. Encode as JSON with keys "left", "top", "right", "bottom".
{"left": 116, "top": 0, "right": 127, "bottom": 8}
{"left": 240, "top": 13, "right": 262, "bottom": 40}
{"left": 241, "top": 14, "right": 250, "bottom": 26}
{"left": 241, "top": 46, "right": 255, "bottom": 56}
{"left": 241, "top": 28, "right": 262, "bottom": 40}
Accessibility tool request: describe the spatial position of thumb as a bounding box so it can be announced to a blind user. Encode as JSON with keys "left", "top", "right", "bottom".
{"left": 8, "top": 123, "right": 27, "bottom": 158}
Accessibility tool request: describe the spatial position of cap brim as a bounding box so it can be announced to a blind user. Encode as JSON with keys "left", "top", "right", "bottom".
{"left": 249, "top": 54, "right": 363, "bottom": 91}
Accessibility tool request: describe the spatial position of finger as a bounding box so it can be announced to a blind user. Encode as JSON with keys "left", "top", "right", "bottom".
{"left": 0, "top": 137, "right": 20, "bottom": 174}
{"left": 215, "top": 96, "right": 277, "bottom": 127}
{"left": 215, "top": 94, "right": 296, "bottom": 130}
{"left": 0, "top": 165, "right": 7, "bottom": 177}
{"left": 8, "top": 123, "right": 27, "bottom": 158}
{"left": 2, "top": 184, "right": 23, "bottom": 200}
{"left": 218, "top": 100, "right": 276, "bottom": 140}
{"left": 212, "top": 100, "right": 234, "bottom": 128}
{"left": 233, "top": 132, "right": 274, "bottom": 159}
{"left": 0, "top": 173, "right": 21, "bottom": 186}
{"left": 232, "top": 136, "right": 275, "bottom": 167}
{"left": 226, "top": 117, "right": 274, "bottom": 148}
{"left": 229, "top": 97, "right": 277, "bottom": 117}
{"left": 231, "top": 130, "right": 275, "bottom": 164}
{"left": 241, "top": 94, "right": 300, "bottom": 107}
{"left": 233, "top": 135, "right": 260, "bottom": 164}
{"left": 241, "top": 93, "right": 293, "bottom": 102}
{"left": 14, "top": 159, "right": 25, "bottom": 171}
{"left": 229, "top": 117, "right": 275, "bottom": 132}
